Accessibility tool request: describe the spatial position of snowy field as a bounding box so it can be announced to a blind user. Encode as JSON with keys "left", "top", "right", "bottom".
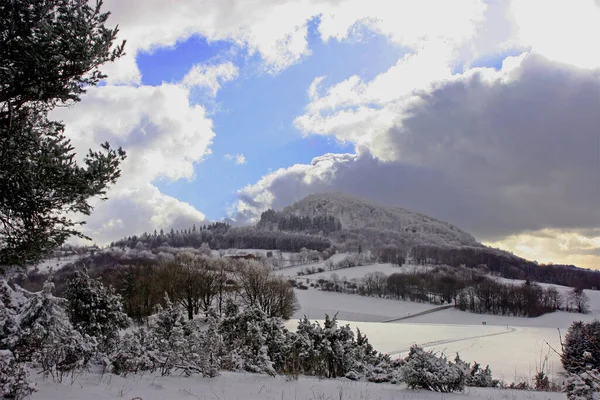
{"left": 34, "top": 254, "right": 83, "bottom": 274}
{"left": 31, "top": 370, "right": 565, "bottom": 400}
{"left": 292, "top": 287, "right": 438, "bottom": 322}
{"left": 276, "top": 252, "right": 351, "bottom": 276}
{"left": 287, "top": 282, "right": 600, "bottom": 383}
{"left": 291, "top": 263, "right": 432, "bottom": 280}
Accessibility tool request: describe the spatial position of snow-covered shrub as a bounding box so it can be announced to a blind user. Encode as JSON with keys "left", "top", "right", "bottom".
{"left": 401, "top": 345, "right": 466, "bottom": 393}
{"left": 149, "top": 295, "right": 188, "bottom": 376}
{"left": 11, "top": 280, "right": 94, "bottom": 382}
{"left": 0, "top": 350, "right": 36, "bottom": 400}
{"left": 564, "top": 369, "right": 600, "bottom": 400}
{"left": 0, "top": 280, "right": 22, "bottom": 349}
{"left": 291, "top": 315, "right": 389, "bottom": 380}
{"left": 466, "top": 362, "right": 497, "bottom": 387}
{"left": 219, "top": 306, "right": 282, "bottom": 376}
{"left": 109, "top": 329, "right": 154, "bottom": 376}
{"left": 185, "top": 311, "right": 223, "bottom": 378}
{"left": 64, "top": 268, "right": 130, "bottom": 352}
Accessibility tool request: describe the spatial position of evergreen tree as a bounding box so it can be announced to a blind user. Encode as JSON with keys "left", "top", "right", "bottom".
{"left": 110, "top": 328, "right": 154, "bottom": 376}
{"left": 11, "top": 279, "right": 93, "bottom": 381}
{"left": 0, "top": 350, "right": 36, "bottom": 400}
{"left": 0, "top": 0, "right": 126, "bottom": 269}
{"left": 64, "top": 267, "right": 130, "bottom": 352}
{"left": 150, "top": 294, "right": 188, "bottom": 376}
{"left": 562, "top": 320, "right": 600, "bottom": 375}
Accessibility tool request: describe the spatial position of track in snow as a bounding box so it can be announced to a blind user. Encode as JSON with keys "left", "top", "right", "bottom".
{"left": 382, "top": 305, "right": 455, "bottom": 323}
{"left": 387, "top": 325, "right": 518, "bottom": 356}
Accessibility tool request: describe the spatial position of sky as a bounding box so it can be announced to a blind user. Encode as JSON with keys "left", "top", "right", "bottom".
{"left": 52, "top": 0, "right": 600, "bottom": 269}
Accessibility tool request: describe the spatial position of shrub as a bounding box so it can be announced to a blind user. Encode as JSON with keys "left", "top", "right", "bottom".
{"left": 0, "top": 350, "right": 36, "bottom": 400}
{"left": 401, "top": 345, "right": 465, "bottom": 393}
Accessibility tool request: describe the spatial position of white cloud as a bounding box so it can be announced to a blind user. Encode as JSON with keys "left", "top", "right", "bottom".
{"left": 51, "top": 83, "right": 215, "bottom": 243}
{"left": 181, "top": 62, "right": 239, "bottom": 96}
{"left": 99, "top": 0, "right": 494, "bottom": 84}
{"left": 224, "top": 153, "right": 247, "bottom": 165}
{"left": 511, "top": 0, "right": 600, "bottom": 69}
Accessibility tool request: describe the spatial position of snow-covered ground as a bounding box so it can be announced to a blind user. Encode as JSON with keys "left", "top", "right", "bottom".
{"left": 287, "top": 279, "right": 600, "bottom": 383}
{"left": 276, "top": 252, "right": 351, "bottom": 276}
{"left": 31, "top": 370, "right": 565, "bottom": 400}
{"left": 34, "top": 254, "right": 83, "bottom": 274}
{"left": 288, "top": 263, "right": 432, "bottom": 280}
{"left": 292, "top": 287, "right": 438, "bottom": 322}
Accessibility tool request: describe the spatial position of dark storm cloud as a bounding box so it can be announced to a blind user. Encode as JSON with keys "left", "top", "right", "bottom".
{"left": 238, "top": 55, "right": 600, "bottom": 241}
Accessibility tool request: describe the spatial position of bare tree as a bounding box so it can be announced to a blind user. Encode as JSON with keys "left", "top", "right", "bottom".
{"left": 567, "top": 287, "right": 590, "bottom": 314}
{"left": 235, "top": 261, "right": 298, "bottom": 319}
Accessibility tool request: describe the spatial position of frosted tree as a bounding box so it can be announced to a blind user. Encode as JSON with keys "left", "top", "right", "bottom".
{"left": 185, "top": 311, "right": 223, "bottom": 377}
{"left": 198, "top": 242, "right": 212, "bottom": 256}
{"left": 0, "top": 350, "right": 36, "bottom": 400}
{"left": 402, "top": 345, "right": 466, "bottom": 393}
{"left": 150, "top": 294, "right": 188, "bottom": 376}
{"left": 64, "top": 267, "right": 130, "bottom": 352}
{"left": 110, "top": 328, "right": 154, "bottom": 376}
{"left": 12, "top": 280, "right": 93, "bottom": 381}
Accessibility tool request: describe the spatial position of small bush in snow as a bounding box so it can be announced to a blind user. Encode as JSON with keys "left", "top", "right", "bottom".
{"left": 110, "top": 329, "right": 154, "bottom": 376}
{"left": 401, "top": 345, "right": 465, "bottom": 393}
{"left": 0, "top": 350, "right": 36, "bottom": 400}
{"left": 453, "top": 356, "right": 498, "bottom": 388}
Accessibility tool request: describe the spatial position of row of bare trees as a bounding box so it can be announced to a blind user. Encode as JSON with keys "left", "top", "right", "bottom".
{"left": 120, "top": 254, "right": 298, "bottom": 322}
{"left": 315, "top": 267, "right": 589, "bottom": 317}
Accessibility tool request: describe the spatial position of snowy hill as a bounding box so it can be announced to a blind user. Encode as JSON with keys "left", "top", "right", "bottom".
{"left": 282, "top": 192, "right": 479, "bottom": 247}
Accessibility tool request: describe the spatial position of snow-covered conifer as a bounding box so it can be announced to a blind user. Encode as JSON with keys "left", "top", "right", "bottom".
{"left": 12, "top": 280, "right": 93, "bottom": 381}
{"left": 0, "top": 350, "right": 36, "bottom": 400}
{"left": 110, "top": 328, "right": 154, "bottom": 376}
{"left": 150, "top": 294, "right": 188, "bottom": 376}
{"left": 64, "top": 267, "right": 130, "bottom": 352}
{"left": 564, "top": 369, "right": 600, "bottom": 400}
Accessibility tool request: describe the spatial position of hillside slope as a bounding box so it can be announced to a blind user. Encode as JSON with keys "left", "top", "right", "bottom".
{"left": 282, "top": 192, "right": 479, "bottom": 248}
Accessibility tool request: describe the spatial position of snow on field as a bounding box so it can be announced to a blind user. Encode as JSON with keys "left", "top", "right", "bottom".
{"left": 299, "top": 263, "right": 433, "bottom": 281}
{"left": 276, "top": 252, "right": 351, "bottom": 276}
{"left": 31, "top": 370, "right": 565, "bottom": 400}
{"left": 290, "top": 279, "right": 600, "bottom": 383}
{"left": 292, "top": 287, "right": 438, "bottom": 322}
{"left": 397, "top": 307, "right": 598, "bottom": 328}
{"left": 284, "top": 318, "right": 565, "bottom": 383}
{"left": 34, "top": 255, "right": 82, "bottom": 274}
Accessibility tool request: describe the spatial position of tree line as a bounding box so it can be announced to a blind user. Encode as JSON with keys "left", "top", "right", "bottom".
{"left": 112, "top": 225, "right": 332, "bottom": 253}
{"left": 311, "top": 266, "right": 589, "bottom": 317}
{"left": 410, "top": 245, "right": 600, "bottom": 290}
{"left": 258, "top": 209, "right": 342, "bottom": 234}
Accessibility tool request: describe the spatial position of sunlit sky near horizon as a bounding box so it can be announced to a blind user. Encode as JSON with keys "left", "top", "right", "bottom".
{"left": 54, "top": 0, "right": 600, "bottom": 269}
